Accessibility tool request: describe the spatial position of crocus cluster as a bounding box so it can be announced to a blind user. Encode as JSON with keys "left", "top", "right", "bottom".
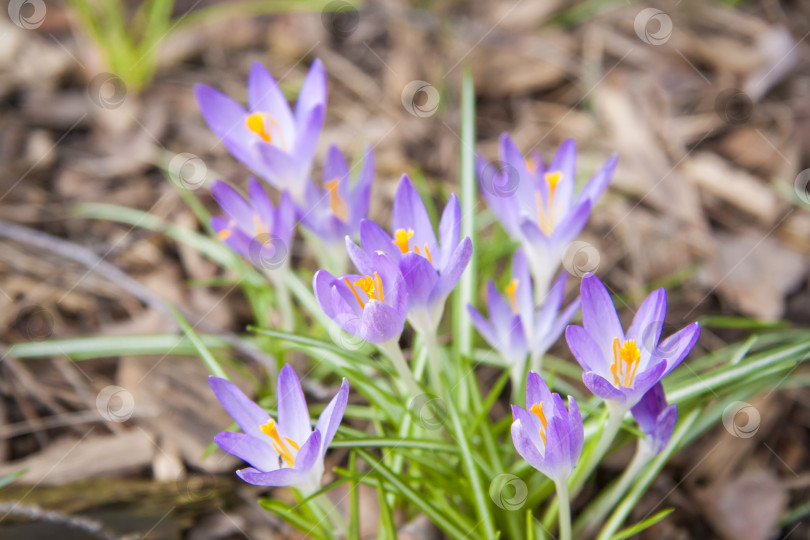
{"left": 197, "top": 59, "right": 376, "bottom": 274}
{"left": 314, "top": 175, "right": 472, "bottom": 343}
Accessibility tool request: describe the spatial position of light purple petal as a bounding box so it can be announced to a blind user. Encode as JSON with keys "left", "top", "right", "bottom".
{"left": 393, "top": 175, "right": 437, "bottom": 250}
{"left": 214, "top": 431, "right": 278, "bottom": 472}
{"left": 237, "top": 466, "right": 306, "bottom": 487}
{"left": 576, "top": 153, "right": 618, "bottom": 207}
{"left": 582, "top": 371, "right": 626, "bottom": 403}
{"left": 626, "top": 288, "right": 667, "bottom": 359}
{"left": 359, "top": 219, "right": 398, "bottom": 261}
{"left": 567, "top": 396, "right": 584, "bottom": 466}
{"left": 247, "top": 62, "right": 295, "bottom": 143}
{"left": 525, "top": 371, "right": 553, "bottom": 411}
{"left": 564, "top": 325, "right": 600, "bottom": 372}
{"left": 511, "top": 407, "right": 546, "bottom": 472}
{"left": 212, "top": 181, "right": 254, "bottom": 233}
{"left": 314, "top": 270, "right": 338, "bottom": 319}
{"left": 652, "top": 404, "right": 677, "bottom": 453}
{"left": 656, "top": 322, "right": 701, "bottom": 377}
{"left": 208, "top": 376, "right": 270, "bottom": 435}
{"left": 437, "top": 193, "right": 461, "bottom": 269}
{"left": 549, "top": 199, "right": 591, "bottom": 244}
{"left": 630, "top": 382, "right": 666, "bottom": 435}
{"left": 627, "top": 361, "right": 668, "bottom": 405}
{"left": 548, "top": 138, "right": 576, "bottom": 214}
{"left": 432, "top": 236, "right": 472, "bottom": 301}
{"left": 345, "top": 237, "right": 375, "bottom": 276}
{"left": 359, "top": 300, "right": 404, "bottom": 343}
{"left": 277, "top": 364, "right": 311, "bottom": 444}
{"left": 194, "top": 84, "right": 256, "bottom": 168}
{"left": 580, "top": 273, "right": 624, "bottom": 367}
{"left": 293, "top": 429, "right": 322, "bottom": 472}
{"left": 292, "top": 105, "right": 325, "bottom": 176}
{"left": 468, "top": 305, "right": 501, "bottom": 352}
{"left": 255, "top": 142, "right": 299, "bottom": 191}
{"left": 400, "top": 252, "right": 439, "bottom": 306}
{"left": 295, "top": 59, "right": 327, "bottom": 123}
{"left": 314, "top": 378, "right": 349, "bottom": 452}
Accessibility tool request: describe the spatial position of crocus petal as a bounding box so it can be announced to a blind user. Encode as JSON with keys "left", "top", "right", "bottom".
{"left": 468, "top": 305, "right": 500, "bottom": 352}
{"left": 313, "top": 270, "right": 338, "bottom": 318}
{"left": 437, "top": 193, "right": 461, "bottom": 269}
{"left": 194, "top": 84, "right": 255, "bottom": 168}
{"left": 314, "top": 378, "right": 349, "bottom": 452}
{"left": 536, "top": 296, "right": 581, "bottom": 356}
{"left": 248, "top": 178, "right": 276, "bottom": 226}
{"left": 359, "top": 219, "right": 399, "bottom": 261}
{"left": 511, "top": 249, "right": 534, "bottom": 328}
{"left": 277, "top": 365, "right": 311, "bottom": 444}
{"left": 400, "top": 252, "right": 439, "bottom": 306}
{"left": 626, "top": 288, "right": 667, "bottom": 359}
{"left": 476, "top": 154, "right": 522, "bottom": 238}
{"left": 255, "top": 143, "right": 300, "bottom": 192}
{"left": 576, "top": 153, "right": 618, "bottom": 207}
{"left": 548, "top": 138, "right": 576, "bottom": 213}
{"left": 237, "top": 466, "right": 306, "bottom": 487}
{"left": 486, "top": 282, "right": 513, "bottom": 326}
{"left": 345, "top": 237, "right": 375, "bottom": 276}
{"left": 564, "top": 325, "right": 600, "bottom": 372}
{"left": 582, "top": 372, "right": 626, "bottom": 403}
{"left": 525, "top": 371, "right": 553, "bottom": 410}
{"left": 511, "top": 407, "right": 546, "bottom": 472}
{"left": 630, "top": 382, "right": 667, "bottom": 434}
{"left": 359, "top": 300, "right": 404, "bottom": 343}
{"left": 393, "top": 175, "right": 437, "bottom": 249}
{"left": 295, "top": 59, "right": 327, "bottom": 123}
{"left": 581, "top": 273, "right": 624, "bottom": 365}
{"left": 627, "top": 361, "right": 668, "bottom": 403}
{"left": 293, "top": 429, "right": 322, "bottom": 472}
{"left": 652, "top": 404, "right": 678, "bottom": 453}
{"left": 549, "top": 199, "right": 591, "bottom": 245}
{"left": 214, "top": 431, "right": 278, "bottom": 472}
{"left": 208, "top": 376, "right": 270, "bottom": 435}
{"left": 499, "top": 133, "right": 537, "bottom": 214}
{"left": 656, "top": 322, "right": 701, "bottom": 377}
{"left": 433, "top": 236, "right": 472, "bottom": 301}
{"left": 542, "top": 416, "right": 569, "bottom": 480}
{"left": 292, "top": 105, "right": 325, "bottom": 174}
{"left": 212, "top": 181, "right": 254, "bottom": 232}
{"left": 567, "top": 396, "right": 584, "bottom": 465}
{"left": 247, "top": 62, "right": 295, "bottom": 142}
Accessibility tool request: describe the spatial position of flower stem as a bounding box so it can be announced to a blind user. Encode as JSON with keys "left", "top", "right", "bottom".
{"left": 575, "top": 439, "right": 653, "bottom": 537}
{"left": 555, "top": 478, "right": 572, "bottom": 540}
{"left": 422, "top": 331, "right": 444, "bottom": 393}
{"left": 379, "top": 339, "right": 421, "bottom": 398}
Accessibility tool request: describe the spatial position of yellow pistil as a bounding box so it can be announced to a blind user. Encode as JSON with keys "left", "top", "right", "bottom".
{"left": 535, "top": 170, "right": 563, "bottom": 235}
{"left": 505, "top": 279, "right": 520, "bottom": 314}
{"left": 610, "top": 337, "right": 641, "bottom": 388}
{"left": 218, "top": 228, "right": 231, "bottom": 239}
{"left": 324, "top": 178, "right": 348, "bottom": 221}
{"left": 246, "top": 112, "right": 285, "bottom": 148}
{"left": 345, "top": 272, "right": 385, "bottom": 308}
{"left": 393, "top": 228, "right": 414, "bottom": 253}
{"left": 393, "top": 228, "right": 434, "bottom": 264}
{"left": 260, "top": 418, "right": 299, "bottom": 467}
{"left": 530, "top": 402, "right": 548, "bottom": 445}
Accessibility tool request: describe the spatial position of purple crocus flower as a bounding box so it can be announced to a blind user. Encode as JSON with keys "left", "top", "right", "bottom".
{"left": 299, "top": 145, "right": 374, "bottom": 244}
{"left": 195, "top": 60, "right": 327, "bottom": 203}
{"left": 565, "top": 273, "right": 700, "bottom": 410}
{"left": 210, "top": 179, "right": 295, "bottom": 272}
{"left": 313, "top": 251, "right": 408, "bottom": 343}
{"left": 511, "top": 371, "right": 584, "bottom": 483}
{"left": 476, "top": 135, "right": 617, "bottom": 296}
{"left": 631, "top": 382, "right": 677, "bottom": 455}
{"left": 345, "top": 175, "right": 472, "bottom": 333}
{"left": 209, "top": 365, "right": 349, "bottom": 494}
{"left": 468, "top": 249, "right": 580, "bottom": 375}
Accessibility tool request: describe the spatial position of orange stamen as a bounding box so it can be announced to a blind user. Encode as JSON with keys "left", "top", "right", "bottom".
{"left": 246, "top": 112, "right": 285, "bottom": 148}
{"left": 260, "top": 418, "right": 296, "bottom": 467}
{"left": 324, "top": 178, "right": 348, "bottom": 221}
{"left": 345, "top": 278, "right": 365, "bottom": 308}
{"left": 505, "top": 279, "right": 520, "bottom": 314}
{"left": 393, "top": 228, "right": 414, "bottom": 253}
{"left": 530, "top": 402, "right": 548, "bottom": 445}
{"left": 610, "top": 337, "right": 641, "bottom": 388}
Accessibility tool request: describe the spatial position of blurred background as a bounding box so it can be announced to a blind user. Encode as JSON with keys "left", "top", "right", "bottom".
{"left": 1, "top": 0, "right": 809, "bottom": 538}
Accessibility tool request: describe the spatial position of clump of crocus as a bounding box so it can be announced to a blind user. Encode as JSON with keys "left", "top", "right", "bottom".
{"left": 346, "top": 175, "right": 472, "bottom": 334}
{"left": 631, "top": 382, "right": 677, "bottom": 455}
{"left": 468, "top": 248, "right": 579, "bottom": 384}
{"left": 209, "top": 365, "right": 348, "bottom": 495}
{"left": 565, "top": 273, "right": 700, "bottom": 412}
{"left": 313, "top": 251, "right": 408, "bottom": 344}
{"left": 195, "top": 60, "right": 327, "bottom": 203}
{"left": 210, "top": 179, "right": 296, "bottom": 273}
{"left": 476, "top": 135, "right": 617, "bottom": 298}
{"left": 511, "top": 371, "right": 583, "bottom": 540}
{"left": 299, "top": 145, "right": 375, "bottom": 272}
